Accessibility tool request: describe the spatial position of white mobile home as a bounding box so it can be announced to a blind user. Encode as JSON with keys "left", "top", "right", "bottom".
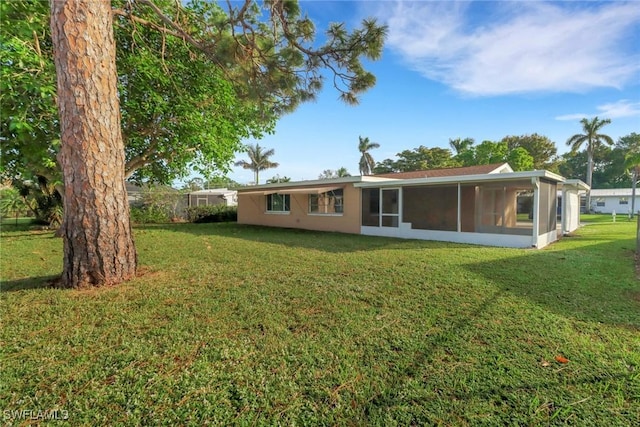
{"left": 590, "top": 188, "right": 639, "bottom": 214}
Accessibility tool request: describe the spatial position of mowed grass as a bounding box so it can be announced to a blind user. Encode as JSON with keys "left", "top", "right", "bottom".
{"left": 1, "top": 222, "right": 638, "bottom": 425}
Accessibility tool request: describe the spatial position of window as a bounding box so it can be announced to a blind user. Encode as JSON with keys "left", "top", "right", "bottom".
{"left": 619, "top": 197, "right": 628, "bottom": 205}
{"left": 309, "top": 189, "right": 343, "bottom": 214}
{"left": 266, "top": 193, "right": 290, "bottom": 212}
{"left": 595, "top": 198, "right": 605, "bottom": 207}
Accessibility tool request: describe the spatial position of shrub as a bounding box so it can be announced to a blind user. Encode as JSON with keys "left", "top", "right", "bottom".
{"left": 185, "top": 205, "right": 237, "bottom": 223}
{"left": 130, "top": 206, "right": 170, "bottom": 224}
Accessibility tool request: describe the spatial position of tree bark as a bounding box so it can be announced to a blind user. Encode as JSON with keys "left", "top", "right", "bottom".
{"left": 50, "top": 0, "right": 136, "bottom": 288}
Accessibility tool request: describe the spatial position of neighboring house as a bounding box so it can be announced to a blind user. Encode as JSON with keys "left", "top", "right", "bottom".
{"left": 188, "top": 189, "right": 238, "bottom": 207}
{"left": 237, "top": 163, "right": 588, "bottom": 249}
{"left": 588, "top": 188, "right": 639, "bottom": 214}
{"left": 125, "top": 182, "right": 144, "bottom": 206}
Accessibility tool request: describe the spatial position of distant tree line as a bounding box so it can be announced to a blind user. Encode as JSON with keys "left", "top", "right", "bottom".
{"left": 369, "top": 131, "right": 639, "bottom": 190}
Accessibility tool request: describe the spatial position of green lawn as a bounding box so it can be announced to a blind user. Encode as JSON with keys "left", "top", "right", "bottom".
{"left": 581, "top": 213, "right": 636, "bottom": 224}
{"left": 0, "top": 217, "right": 38, "bottom": 231}
{"left": 1, "top": 222, "right": 638, "bottom": 425}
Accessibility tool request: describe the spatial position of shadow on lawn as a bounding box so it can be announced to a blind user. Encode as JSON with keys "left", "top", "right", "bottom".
{"left": 133, "top": 222, "right": 469, "bottom": 253}
{"left": 465, "top": 236, "right": 640, "bottom": 327}
{"left": 135, "top": 223, "right": 640, "bottom": 325}
{"left": 1, "top": 275, "right": 60, "bottom": 292}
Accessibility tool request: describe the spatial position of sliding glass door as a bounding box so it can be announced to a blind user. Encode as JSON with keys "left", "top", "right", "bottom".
{"left": 361, "top": 188, "right": 400, "bottom": 227}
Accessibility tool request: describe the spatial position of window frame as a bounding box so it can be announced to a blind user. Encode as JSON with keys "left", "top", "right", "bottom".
{"left": 308, "top": 189, "right": 344, "bottom": 215}
{"left": 266, "top": 193, "right": 290, "bottom": 214}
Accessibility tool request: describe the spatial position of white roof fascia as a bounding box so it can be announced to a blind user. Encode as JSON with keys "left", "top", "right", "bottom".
{"left": 278, "top": 186, "right": 344, "bottom": 195}
{"left": 190, "top": 189, "right": 236, "bottom": 195}
{"left": 562, "top": 179, "right": 590, "bottom": 191}
{"left": 590, "top": 188, "right": 635, "bottom": 197}
{"left": 353, "top": 170, "right": 564, "bottom": 188}
{"left": 237, "top": 176, "right": 394, "bottom": 192}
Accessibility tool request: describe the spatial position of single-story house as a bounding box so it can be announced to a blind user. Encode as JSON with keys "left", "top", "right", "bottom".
{"left": 588, "top": 188, "right": 639, "bottom": 214}
{"left": 125, "top": 182, "right": 145, "bottom": 205}
{"left": 237, "top": 163, "right": 588, "bottom": 249}
{"left": 188, "top": 188, "right": 238, "bottom": 207}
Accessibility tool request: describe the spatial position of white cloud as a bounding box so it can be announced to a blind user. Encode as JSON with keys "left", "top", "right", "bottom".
{"left": 556, "top": 100, "right": 640, "bottom": 121}
{"left": 554, "top": 113, "right": 589, "bottom": 121}
{"left": 379, "top": 1, "right": 640, "bottom": 96}
{"left": 596, "top": 100, "right": 640, "bottom": 119}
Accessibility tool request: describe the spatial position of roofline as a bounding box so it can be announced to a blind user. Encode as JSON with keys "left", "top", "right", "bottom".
{"left": 372, "top": 162, "right": 513, "bottom": 179}
{"left": 190, "top": 189, "right": 237, "bottom": 194}
{"left": 590, "top": 188, "right": 637, "bottom": 195}
{"left": 562, "top": 179, "right": 590, "bottom": 191}
{"left": 236, "top": 175, "right": 393, "bottom": 192}
{"left": 354, "top": 170, "right": 565, "bottom": 188}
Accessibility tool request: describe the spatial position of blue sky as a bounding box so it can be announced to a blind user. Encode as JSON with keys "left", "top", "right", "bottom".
{"left": 227, "top": 0, "right": 640, "bottom": 184}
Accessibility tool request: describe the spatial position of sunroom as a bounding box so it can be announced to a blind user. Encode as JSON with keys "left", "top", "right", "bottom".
{"left": 354, "top": 171, "right": 564, "bottom": 248}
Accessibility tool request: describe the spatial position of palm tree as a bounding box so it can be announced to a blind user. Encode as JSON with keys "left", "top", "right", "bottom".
{"left": 448, "top": 137, "right": 474, "bottom": 155}
{"left": 336, "top": 167, "right": 351, "bottom": 177}
{"left": 358, "top": 136, "right": 380, "bottom": 176}
{"left": 234, "top": 143, "right": 279, "bottom": 185}
{"left": 0, "top": 188, "right": 28, "bottom": 226}
{"left": 266, "top": 175, "right": 291, "bottom": 184}
{"left": 566, "top": 117, "right": 614, "bottom": 212}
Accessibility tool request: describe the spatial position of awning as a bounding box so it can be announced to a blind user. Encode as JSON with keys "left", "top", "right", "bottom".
{"left": 277, "top": 186, "right": 343, "bottom": 195}
{"left": 237, "top": 190, "right": 277, "bottom": 196}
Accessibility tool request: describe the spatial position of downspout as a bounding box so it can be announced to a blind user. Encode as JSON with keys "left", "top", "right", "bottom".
{"left": 532, "top": 177, "right": 540, "bottom": 247}
{"left": 561, "top": 186, "right": 568, "bottom": 235}
{"left": 398, "top": 187, "right": 403, "bottom": 229}
{"left": 457, "top": 183, "right": 461, "bottom": 232}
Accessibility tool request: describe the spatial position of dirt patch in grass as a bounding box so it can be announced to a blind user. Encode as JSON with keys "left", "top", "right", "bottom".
{"left": 628, "top": 289, "right": 640, "bottom": 303}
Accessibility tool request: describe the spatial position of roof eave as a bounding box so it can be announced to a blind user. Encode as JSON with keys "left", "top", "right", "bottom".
{"left": 562, "top": 179, "right": 590, "bottom": 191}
{"left": 354, "top": 170, "right": 564, "bottom": 188}
{"left": 236, "top": 175, "right": 395, "bottom": 192}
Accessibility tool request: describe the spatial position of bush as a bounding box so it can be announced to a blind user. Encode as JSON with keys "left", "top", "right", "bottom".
{"left": 185, "top": 205, "right": 237, "bottom": 223}
{"left": 130, "top": 206, "right": 170, "bottom": 224}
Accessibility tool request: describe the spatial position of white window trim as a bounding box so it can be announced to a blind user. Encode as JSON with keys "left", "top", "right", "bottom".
{"left": 266, "top": 193, "right": 290, "bottom": 213}
{"left": 308, "top": 191, "right": 344, "bottom": 215}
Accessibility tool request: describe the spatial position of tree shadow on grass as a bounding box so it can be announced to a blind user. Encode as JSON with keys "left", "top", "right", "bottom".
{"left": 133, "top": 222, "right": 476, "bottom": 253}
{"left": 361, "top": 283, "right": 637, "bottom": 424}
{"left": 1, "top": 275, "right": 60, "bottom": 292}
{"left": 464, "top": 236, "right": 640, "bottom": 327}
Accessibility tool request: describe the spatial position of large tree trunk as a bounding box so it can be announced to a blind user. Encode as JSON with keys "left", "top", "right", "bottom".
{"left": 51, "top": 0, "right": 136, "bottom": 288}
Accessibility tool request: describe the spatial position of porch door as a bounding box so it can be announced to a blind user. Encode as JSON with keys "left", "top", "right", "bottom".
{"left": 381, "top": 188, "right": 399, "bottom": 227}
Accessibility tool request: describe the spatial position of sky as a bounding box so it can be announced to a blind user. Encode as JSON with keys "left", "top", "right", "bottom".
{"left": 225, "top": 0, "right": 640, "bottom": 185}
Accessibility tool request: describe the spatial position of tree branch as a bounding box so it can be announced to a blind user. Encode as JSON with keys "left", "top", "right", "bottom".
{"left": 112, "top": 8, "right": 186, "bottom": 41}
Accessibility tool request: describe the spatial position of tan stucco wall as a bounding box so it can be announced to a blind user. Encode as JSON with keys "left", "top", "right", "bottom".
{"left": 237, "top": 184, "right": 361, "bottom": 234}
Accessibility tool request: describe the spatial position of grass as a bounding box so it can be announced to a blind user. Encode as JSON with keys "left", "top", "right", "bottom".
{"left": 1, "top": 222, "right": 639, "bottom": 425}
{"left": 0, "top": 217, "right": 38, "bottom": 231}
{"left": 581, "top": 213, "right": 636, "bottom": 224}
